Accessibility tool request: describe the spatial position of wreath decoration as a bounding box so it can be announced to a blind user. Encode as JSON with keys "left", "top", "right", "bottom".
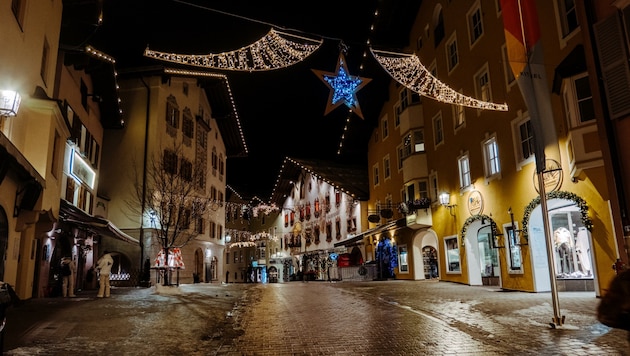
{"left": 460, "top": 214, "right": 495, "bottom": 246}
{"left": 522, "top": 190, "right": 592, "bottom": 241}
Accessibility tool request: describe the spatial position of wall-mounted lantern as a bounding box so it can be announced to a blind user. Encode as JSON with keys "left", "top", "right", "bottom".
{"left": 439, "top": 192, "right": 457, "bottom": 216}
{"left": 0, "top": 90, "right": 21, "bottom": 117}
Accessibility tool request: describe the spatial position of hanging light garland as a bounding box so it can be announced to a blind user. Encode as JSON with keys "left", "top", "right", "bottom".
{"left": 144, "top": 28, "right": 322, "bottom": 71}
{"left": 370, "top": 49, "right": 508, "bottom": 111}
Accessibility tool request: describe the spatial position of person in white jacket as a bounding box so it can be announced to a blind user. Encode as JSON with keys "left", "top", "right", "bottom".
{"left": 96, "top": 251, "right": 114, "bottom": 298}
{"left": 60, "top": 256, "right": 76, "bottom": 297}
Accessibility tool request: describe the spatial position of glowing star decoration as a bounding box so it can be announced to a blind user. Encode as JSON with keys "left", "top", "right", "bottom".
{"left": 312, "top": 54, "right": 371, "bottom": 119}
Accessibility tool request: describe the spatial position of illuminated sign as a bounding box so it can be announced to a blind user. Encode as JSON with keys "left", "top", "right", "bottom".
{"left": 70, "top": 149, "right": 95, "bottom": 189}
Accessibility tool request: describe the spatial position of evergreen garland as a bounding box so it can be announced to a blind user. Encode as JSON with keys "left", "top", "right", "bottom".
{"left": 521, "top": 191, "right": 592, "bottom": 240}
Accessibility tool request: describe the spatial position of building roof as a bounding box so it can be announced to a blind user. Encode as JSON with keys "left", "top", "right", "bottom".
{"left": 268, "top": 157, "right": 369, "bottom": 207}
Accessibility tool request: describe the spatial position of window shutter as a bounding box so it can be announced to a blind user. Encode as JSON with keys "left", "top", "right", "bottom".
{"left": 593, "top": 13, "right": 630, "bottom": 119}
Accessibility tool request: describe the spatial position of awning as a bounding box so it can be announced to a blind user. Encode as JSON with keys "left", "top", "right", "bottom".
{"left": 0, "top": 133, "right": 45, "bottom": 188}
{"left": 552, "top": 45, "right": 586, "bottom": 94}
{"left": 60, "top": 199, "right": 139, "bottom": 245}
{"left": 334, "top": 233, "right": 366, "bottom": 248}
{"left": 335, "top": 219, "right": 407, "bottom": 248}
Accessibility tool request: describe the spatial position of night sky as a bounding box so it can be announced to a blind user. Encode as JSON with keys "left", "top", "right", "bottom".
{"left": 80, "top": 0, "right": 419, "bottom": 201}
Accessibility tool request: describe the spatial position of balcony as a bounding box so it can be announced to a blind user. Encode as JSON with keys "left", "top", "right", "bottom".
{"left": 402, "top": 153, "right": 428, "bottom": 182}
{"left": 398, "top": 103, "right": 423, "bottom": 134}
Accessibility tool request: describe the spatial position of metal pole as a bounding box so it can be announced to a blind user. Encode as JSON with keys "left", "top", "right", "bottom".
{"left": 538, "top": 170, "right": 564, "bottom": 328}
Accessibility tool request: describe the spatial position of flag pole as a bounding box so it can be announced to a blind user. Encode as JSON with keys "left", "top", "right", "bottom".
{"left": 537, "top": 169, "right": 564, "bottom": 328}
{"left": 515, "top": 0, "right": 564, "bottom": 328}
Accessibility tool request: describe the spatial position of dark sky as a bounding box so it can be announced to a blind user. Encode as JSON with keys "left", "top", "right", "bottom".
{"left": 78, "top": 0, "right": 419, "bottom": 201}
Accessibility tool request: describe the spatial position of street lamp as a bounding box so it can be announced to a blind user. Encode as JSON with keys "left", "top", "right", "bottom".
{"left": 0, "top": 90, "right": 21, "bottom": 117}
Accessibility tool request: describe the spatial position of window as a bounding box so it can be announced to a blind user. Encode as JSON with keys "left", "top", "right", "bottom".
{"left": 406, "top": 184, "right": 415, "bottom": 202}
{"left": 182, "top": 109, "right": 194, "bottom": 139}
{"left": 557, "top": 0, "right": 579, "bottom": 38}
{"left": 183, "top": 82, "right": 189, "bottom": 96}
{"left": 12, "top": 0, "right": 25, "bottom": 29}
{"left": 373, "top": 163, "right": 380, "bottom": 187}
{"left": 475, "top": 65, "right": 491, "bottom": 103}
{"left": 383, "top": 155, "right": 391, "bottom": 180}
{"left": 429, "top": 171, "right": 438, "bottom": 202}
{"left": 433, "top": 6, "right": 445, "bottom": 47}
{"left": 563, "top": 73, "right": 594, "bottom": 128}
{"left": 419, "top": 180, "right": 429, "bottom": 199}
{"left": 396, "top": 144, "right": 404, "bottom": 171}
{"left": 403, "top": 129, "right": 425, "bottom": 158}
{"left": 482, "top": 135, "right": 501, "bottom": 180}
{"left": 163, "top": 150, "right": 178, "bottom": 174}
{"left": 453, "top": 104, "right": 465, "bottom": 130}
{"left": 394, "top": 103, "right": 402, "bottom": 128}
{"left": 458, "top": 153, "right": 471, "bottom": 189}
{"left": 219, "top": 154, "right": 225, "bottom": 178}
{"left": 226, "top": 252, "right": 230, "bottom": 264}
{"left": 399, "top": 88, "right": 421, "bottom": 111}
{"left": 41, "top": 38, "right": 50, "bottom": 85}
{"left": 467, "top": 1, "right": 484, "bottom": 46}
{"left": 445, "top": 237, "right": 461, "bottom": 273}
{"left": 195, "top": 217, "right": 205, "bottom": 234}
{"left": 166, "top": 96, "right": 179, "bottom": 129}
{"left": 211, "top": 147, "right": 218, "bottom": 176}
{"left": 381, "top": 116, "right": 389, "bottom": 140}
{"left": 180, "top": 159, "right": 193, "bottom": 181}
{"left": 446, "top": 33, "right": 459, "bottom": 72}
{"left": 398, "top": 245, "right": 409, "bottom": 273}
{"left": 511, "top": 111, "right": 536, "bottom": 169}
{"left": 433, "top": 112, "right": 444, "bottom": 147}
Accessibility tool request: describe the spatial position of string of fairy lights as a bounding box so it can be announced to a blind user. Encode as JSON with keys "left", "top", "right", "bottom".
{"left": 371, "top": 49, "right": 508, "bottom": 111}
{"left": 145, "top": 29, "right": 322, "bottom": 71}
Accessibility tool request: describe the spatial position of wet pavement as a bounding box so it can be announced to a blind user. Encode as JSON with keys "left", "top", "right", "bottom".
{"left": 2, "top": 280, "right": 629, "bottom": 355}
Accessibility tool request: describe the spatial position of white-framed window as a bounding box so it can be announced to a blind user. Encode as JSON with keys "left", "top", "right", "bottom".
{"left": 556, "top": 0, "right": 579, "bottom": 39}
{"left": 467, "top": 1, "right": 484, "bottom": 47}
{"left": 511, "top": 110, "right": 536, "bottom": 170}
{"left": 399, "top": 88, "right": 421, "bottom": 112}
{"left": 381, "top": 115, "right": 389, "bottom": 140}
{"left": 373, "top": 163, "right": 380, "bottom": 187}
{"left": 394, "top": 103, "right": 402, "bottom": 128}
{"left": 562, "top": 72, "right": 595, "bottom": 128}
{"left": 446, "top": 32, "right": 459, "bottom": 73}
{"left": 403, "top": 129, "right": 425, "bottom": 159}
{"left": 396, "top": 144, "right": 404, "bottom": 171}
{"left": 453, "top": 102, "right": 465, "bottom": 131}
{"left": 445, "top": 236, "right": 461, "bottom": 273}
{"left": 433, "top": 112, "right": 444, "bottom": 147}
{"left": 429, "top": 170, "right": 438, "bottom": 202}
{"left": 482, "top": 134, "right": 501, "bottom": 182}
{"left": 474, "top": 64, "right": 492, "bottom": 104}
{"left": 501, "top": 44, "right": 516, "bottom": 89}
{"left": 383, "top": 155, "right": 391, "bottom": 180}
{"left": 458, "top": 152, "right": 472, "bottom": 189}
{"left": 398, "top": 245, "right": 409, "bottom": 273}
{"left": 419, "top": 180, "right": 429, "bottom": 199}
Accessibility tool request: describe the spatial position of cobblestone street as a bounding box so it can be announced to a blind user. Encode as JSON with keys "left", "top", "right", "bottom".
{"left": 3, "top": 280, "right": 629, "bottom": 355}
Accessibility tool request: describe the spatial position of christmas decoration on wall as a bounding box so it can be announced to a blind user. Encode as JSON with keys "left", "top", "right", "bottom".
{"left": 144, "top": 29, "right": 322, "bottom": 71}
{"left": 312, "top": 53, "right": 372, "bottom": 119}
{"left": 371, "top": 49, "right": 509, "bottom": 111}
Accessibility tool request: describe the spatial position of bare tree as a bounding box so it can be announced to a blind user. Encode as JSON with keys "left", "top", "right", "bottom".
{"left": 129, "top": 140, "right": 214, "bottom": 286}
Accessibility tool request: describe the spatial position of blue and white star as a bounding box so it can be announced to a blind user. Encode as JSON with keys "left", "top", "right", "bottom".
{"left": 312, "top": 54, "right": 371, "bottom": 119}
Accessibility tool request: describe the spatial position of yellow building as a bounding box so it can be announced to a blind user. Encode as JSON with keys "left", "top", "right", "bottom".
{"left": 367, "top": 0, "right": 623, "bottom": 297}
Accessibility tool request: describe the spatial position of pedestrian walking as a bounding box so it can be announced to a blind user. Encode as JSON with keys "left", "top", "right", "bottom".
{"left": 96, "top": 251, "right": 114, "bottom": 298}
{"left": 60, "top": 256, "right": 76, "bottom": 297}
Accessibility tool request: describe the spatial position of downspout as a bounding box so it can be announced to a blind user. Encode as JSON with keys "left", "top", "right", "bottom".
{"left": 139, "top": 77, "right": 151, "bottom": 285}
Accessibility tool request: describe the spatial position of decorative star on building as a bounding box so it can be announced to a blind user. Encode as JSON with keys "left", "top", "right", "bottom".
{"left": 312, "top": 54, "right": 371, "bottom": 119}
